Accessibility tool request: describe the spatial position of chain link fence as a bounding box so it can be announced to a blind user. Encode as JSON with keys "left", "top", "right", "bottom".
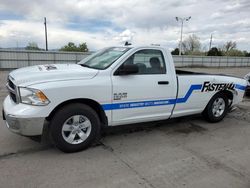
{"left": 0, "top": 50, "right": 250, "bottom": 69}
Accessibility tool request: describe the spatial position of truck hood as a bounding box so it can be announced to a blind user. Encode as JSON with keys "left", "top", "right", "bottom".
{"left": 9, "top": 64, "right": 99, "bottom": 86}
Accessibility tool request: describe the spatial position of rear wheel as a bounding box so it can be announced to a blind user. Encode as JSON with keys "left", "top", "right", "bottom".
{"left": 203, "top": 93, "right": 229, "bottom": 123}
{"left": 50, "top": 103, "right": 100, "bottom": 153}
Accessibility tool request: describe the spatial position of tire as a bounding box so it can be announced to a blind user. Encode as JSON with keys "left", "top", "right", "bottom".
{"left": 203, "top": 92, "right": 229, "bottom": 123}
{"left": 245, "top": 88, "right": 250, "bottom": 97}
{"left": 49, "top": 103, "right": 100, "bottom": 153}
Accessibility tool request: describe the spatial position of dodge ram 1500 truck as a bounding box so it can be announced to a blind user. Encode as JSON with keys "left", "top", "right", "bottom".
{"left": 3, "top": 46, "right": 247, "bottom": 152}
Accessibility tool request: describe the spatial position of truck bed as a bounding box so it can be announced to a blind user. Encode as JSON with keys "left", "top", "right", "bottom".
{"left": 175, "top": 69, "right": 243, "bottom": 80}
{"left": 176, "top": 69, "right": 206, "bottom": 75}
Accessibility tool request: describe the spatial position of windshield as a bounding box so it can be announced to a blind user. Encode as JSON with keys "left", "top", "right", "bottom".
{"left": 78, "top": 47, "right": 130, "bottom": 70}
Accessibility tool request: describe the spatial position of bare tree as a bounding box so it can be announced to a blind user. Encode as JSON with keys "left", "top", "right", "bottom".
{"left": 181, "top": 34, "right": 201, "bottom": 53}
{"left": 223, "top": 41, "right": 237, "bottom": 52}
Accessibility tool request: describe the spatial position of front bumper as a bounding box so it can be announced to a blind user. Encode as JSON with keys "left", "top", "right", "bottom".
{"left": 2, "top": 110, "right": 45, "bottom": 136}
{"left": 2, "top": 95, "right": 46, "bottom": 136}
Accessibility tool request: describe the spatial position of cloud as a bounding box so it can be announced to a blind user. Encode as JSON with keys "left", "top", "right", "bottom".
{"left": 114, "top": 29, "right": 135, "bottom": 43}
{"left": 0, "top": 0, "right": 250, "bottom": 51}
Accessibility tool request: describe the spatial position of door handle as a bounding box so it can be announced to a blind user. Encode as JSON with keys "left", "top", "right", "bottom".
{"left": 158, "top": 81, "right": 169, "bottom": 85}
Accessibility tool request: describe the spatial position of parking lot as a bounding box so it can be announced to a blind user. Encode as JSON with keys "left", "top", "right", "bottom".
{"left": 0, "top": 67, "right": 250, "bottom": 188}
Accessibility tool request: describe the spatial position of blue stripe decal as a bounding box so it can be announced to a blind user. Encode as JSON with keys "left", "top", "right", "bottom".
{"left": 102, "top": 99, "right": 176, "bottom": 111}
{"left": 176, "top": 84, "right": 202, "bottom": 103}
{"left": 235, "top": 84, "right": 246, "bottom": 91}
{"left": 102, "top": 84, "right": 202, "bottom": 110}
{"left": 102, "top": 83, "right": 246, "bottom": 111}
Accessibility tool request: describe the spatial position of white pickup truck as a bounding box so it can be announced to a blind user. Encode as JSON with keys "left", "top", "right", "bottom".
{"left": 3, "top": 46, "right": 247, "bottom": 152}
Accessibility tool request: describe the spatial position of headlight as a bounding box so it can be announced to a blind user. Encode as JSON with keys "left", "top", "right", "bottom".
{"left": 19, "top": 87, "right": 50, "bottom": 106}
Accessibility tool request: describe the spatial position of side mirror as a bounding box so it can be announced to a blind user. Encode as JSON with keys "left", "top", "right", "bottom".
{"left": 114, "top": 64, "right": 139, "bottom": 75}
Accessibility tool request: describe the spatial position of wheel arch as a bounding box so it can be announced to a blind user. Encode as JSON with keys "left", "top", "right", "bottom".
{"left": 46, "top": 98, "right": 108, "bottom": 126}
{"left": 202, "top": 90, "right": 232, "bottom": 122}
{"left": 203, "top": 89, "right": 234, "bottom": 111}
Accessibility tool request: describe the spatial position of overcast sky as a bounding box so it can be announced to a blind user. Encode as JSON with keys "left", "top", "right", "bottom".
{"left": 0, "top": 0, "right": 249, "bottom": 51}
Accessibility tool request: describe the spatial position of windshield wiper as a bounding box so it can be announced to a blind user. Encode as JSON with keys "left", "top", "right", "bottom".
{"left": 80, "top": 64, "right": 102, "bottom": 70}
{"left": 80, "top": 64, "right": 93, "bottom": 68}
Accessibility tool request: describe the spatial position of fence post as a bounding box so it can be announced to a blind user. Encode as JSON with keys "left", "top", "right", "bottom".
{"left": 53, "top": 52, "right": 56, "bottom": 64}
{"left": 219, "top": 56, "right": 221, "bottom": 68}
{"left": 27, "top": 51, "right": 30, "bottom": 67}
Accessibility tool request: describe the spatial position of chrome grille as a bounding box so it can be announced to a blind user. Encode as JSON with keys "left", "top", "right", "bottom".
{"left": 6, "top": 77, "right": 17, "bottom": 103}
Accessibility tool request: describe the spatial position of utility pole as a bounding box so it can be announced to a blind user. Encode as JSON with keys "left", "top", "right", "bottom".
{"left": 180, "top": 21, "right": 183, "bottom": 56}
{"left": 209, "top": 34, "right": 213, "bottom": 51}
{"left": 44, "top": 17, "right": 48, "bottom": 51}
{"left": 176, "top": 16, "right": 191, "bottom": 56}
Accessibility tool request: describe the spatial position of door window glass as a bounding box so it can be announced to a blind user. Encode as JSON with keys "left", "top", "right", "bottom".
{"left": 122, "top": 49, "right": 166, "bottom": 74}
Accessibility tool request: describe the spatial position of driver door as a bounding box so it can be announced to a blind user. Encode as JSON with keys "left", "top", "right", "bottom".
{"left": 111, "top": 49, "right": 177, "bottom": 125}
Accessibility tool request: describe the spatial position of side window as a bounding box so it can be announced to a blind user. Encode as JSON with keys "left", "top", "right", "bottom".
{"left": 122, "top": 49, "right": 166, "bottom": 74}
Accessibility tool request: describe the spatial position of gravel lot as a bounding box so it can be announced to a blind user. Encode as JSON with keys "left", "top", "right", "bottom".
{"left": 0, "top": 67, "right": 250, "bottom": 188}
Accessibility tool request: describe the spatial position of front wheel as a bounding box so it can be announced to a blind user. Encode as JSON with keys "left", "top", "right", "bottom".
{"left": 50, "top": 103, "right": 100, "bottom": 153}
{"left": 203, "top": 93, "right": 229, "bottom": 123}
